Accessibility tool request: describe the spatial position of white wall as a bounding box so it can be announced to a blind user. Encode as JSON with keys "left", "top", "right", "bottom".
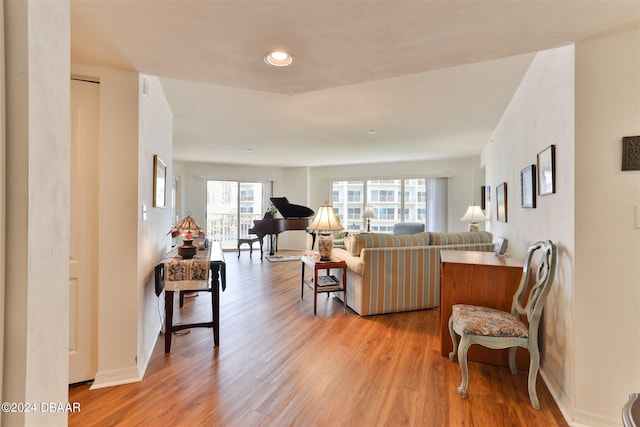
{"left": 4, "top": 1, "right": 70, "bottom": 425}
{"left": 0, "top": 0, "right": 6, "bottom": 408}
{"left": 71, "top": 63, "right": 143, "bottom": 389}
{"left": 483, "top": 28, "right": 640, "bottom": 426}
{"left": 69, "top": 68, "right": 174, "bottom": 389}
{"left": 176, "top": 157, "right": 481, "bottom": 253}
{"left": 137, "top": 75, "right": 173, "bottom": 377}
{"left": 173, "top": 161, "right": 288, "bottom": 230}
{"left": 277, "top": 167, "right": 312, "bottom": 249}
{"left": 309, "top": 157, "right": 483, "bottom": 233}
{"left": 483, "top": 44, "right": 576, "bottom": 421}
{"left": 574, "top": 29, "right": 640, "bottom": 426}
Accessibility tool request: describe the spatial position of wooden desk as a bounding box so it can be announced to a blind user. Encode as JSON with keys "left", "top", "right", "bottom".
{"left": 155, "top": 242, "right": 226, "bottom": 353}
{"left": 440, "top": 250, "right": 528, "bottom": 368}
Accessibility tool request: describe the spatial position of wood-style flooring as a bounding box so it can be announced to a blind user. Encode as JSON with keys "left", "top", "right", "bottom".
{"left": 68, "top": 250, "right": 568, "bottom": 426}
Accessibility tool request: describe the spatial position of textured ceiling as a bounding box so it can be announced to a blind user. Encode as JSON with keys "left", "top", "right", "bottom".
{"left": 71, "top": 0, "right": 640, "bottom": 167}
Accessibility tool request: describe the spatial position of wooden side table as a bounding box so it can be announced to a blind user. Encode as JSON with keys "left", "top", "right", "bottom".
{"left": 301, "top": 255, "right": 347, "bottom": 315}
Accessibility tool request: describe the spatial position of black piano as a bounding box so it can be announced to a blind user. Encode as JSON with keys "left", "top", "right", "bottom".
{"left": 248, "top": 197, "right": 315, "bottom": 260}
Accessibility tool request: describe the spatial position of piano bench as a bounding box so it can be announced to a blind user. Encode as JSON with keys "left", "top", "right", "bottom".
{"left": 238, "top": 236, "right": 260, "bottom": 258}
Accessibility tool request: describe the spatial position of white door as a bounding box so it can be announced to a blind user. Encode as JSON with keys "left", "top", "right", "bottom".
{"left": 69, "top": 78, "right": 99, "bottom": 384}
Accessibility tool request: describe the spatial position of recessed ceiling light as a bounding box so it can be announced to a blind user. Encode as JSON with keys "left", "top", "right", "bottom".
{"left": 264, "top": 51, "right": 295, "bottom": 67}
{"left": 368, "top": 129, "right": 377, "bottom": 135}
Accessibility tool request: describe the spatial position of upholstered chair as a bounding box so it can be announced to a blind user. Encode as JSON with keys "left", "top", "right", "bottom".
{"left": 448, "top": 240, "right": 557, "bottom": 409}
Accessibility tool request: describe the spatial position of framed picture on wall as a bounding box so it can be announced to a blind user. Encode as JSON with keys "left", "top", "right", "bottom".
{"left": 496, "top": 182, "right": 507, "bottom": 222}
{"left": 537, "top": 145, "right": 556, "bottom": 196}
{"left": 622, "top": 135, "right": 640, "bottom": 171}
{"left": 153, "top": 154, "right": 167, "bottom": 208}
{"left": 520, "top": 165, "right": 536, "bottom": 208}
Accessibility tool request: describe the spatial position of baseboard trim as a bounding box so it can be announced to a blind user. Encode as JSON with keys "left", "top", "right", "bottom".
{"left": 540, "top": 368, "right": 621, "bottom": 427}
{"left": 90, "top": 366, "right": 141, "bottom": 390}
{"left": 571, "top": 408, "right": 622, "bottom": 427}
{"left": 540, "top": 368, "right": 574, "bottom": 424}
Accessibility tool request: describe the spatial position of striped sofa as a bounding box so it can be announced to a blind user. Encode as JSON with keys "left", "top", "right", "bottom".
{"left": 332, "top": 231, "right": 494, "bottom": 316}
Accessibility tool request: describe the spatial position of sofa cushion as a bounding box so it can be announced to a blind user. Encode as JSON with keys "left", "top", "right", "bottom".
{"left": 429, "top": 231, "right": 492, "bottom": 245}
{"left": 347, "top": 232, "right": 431, "bottom": 256}
{"left": 392, "top": 222, "right": 425, "bottom": 235}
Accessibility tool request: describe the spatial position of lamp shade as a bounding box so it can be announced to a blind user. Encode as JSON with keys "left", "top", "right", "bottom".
{"left": 169, "top": 213, "right": 205, "bottom": 259}
{"left": 461, "top": 205, "right": 487, "bottom": 232}
{"left": 169, "top": 213, "right": 204, "bottom": 239}
{"left": 460, "top": 205, "right": 488, "bottom": 222}
{"left": 309, "top": 205, "right": 343, "bottom": 232}
{"left": 362, "top": 206, "right": 375, "bottom": 219}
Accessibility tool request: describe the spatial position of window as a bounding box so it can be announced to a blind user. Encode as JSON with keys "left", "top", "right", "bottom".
{"left": 347, "top": 207, "right": 362, "bottom": 220}
{"left": 331, "top": 177, "right": 448, "bottom": 232}
{"left": 347, "top": 190, "right": 361, "bottom": 202}
{"left": 206, "top": 180, "right": 268, "bottom": 249}
{"left": 240, "top": 189, "right": 254, "bottom": 202}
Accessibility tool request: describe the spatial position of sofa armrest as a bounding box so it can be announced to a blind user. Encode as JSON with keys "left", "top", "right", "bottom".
{"left": 332, "top": 248, "right": 366, "bottom": 276}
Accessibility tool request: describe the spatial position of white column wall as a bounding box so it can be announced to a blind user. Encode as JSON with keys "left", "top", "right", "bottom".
{"left": 483, "top": 27, "right": 640, "bottom": 425}
{"left": 483, "top": 44, "right": 576, "bottom": 421}
{"left": 4, "top": 1, "right": 70, "bottom": 425}
{"left": 137, "top": 75, "right": 173, "bottom": 376}
{"left": 574, "top": 28, "right": 640, "bottom": 426}
{"left": 71, "top": 64, "right": 141, "bottom": 389}
{"left": 0, "top": 0, "right": 6, "bottom": 407}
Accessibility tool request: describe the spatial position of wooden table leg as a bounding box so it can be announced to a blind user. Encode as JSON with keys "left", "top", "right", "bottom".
{"left": 343, "top": 265, "right": 347, "bottom": 313}
{"left": 164, "top": 290, "right": 174, "bottom": 353}
{"left": 212, "top": 265, "right": 220, "bottom": 347}
{"left": 301, "top": 260, "right": 305, "bottom": 299}
{"left": 313, "top": 266, "right": 318, "bottom": 315}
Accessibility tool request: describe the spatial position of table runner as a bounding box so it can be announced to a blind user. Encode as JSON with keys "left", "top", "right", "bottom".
{"left": 162, "top": 244, "right": 211, "bottom": 292}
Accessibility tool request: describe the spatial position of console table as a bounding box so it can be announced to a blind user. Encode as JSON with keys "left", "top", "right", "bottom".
{"left": 440, "top": 250, "right": 527, "bottom": 368}
{"left": 154, "top": 241, "right": 226, "bottom": 353}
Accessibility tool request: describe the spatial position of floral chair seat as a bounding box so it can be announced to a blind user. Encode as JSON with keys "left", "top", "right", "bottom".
{"left": 451, "top": 304, "right": 528, "bottom": 338}
{"left": 448, "top": 240, "right": 557, "bottom": 410}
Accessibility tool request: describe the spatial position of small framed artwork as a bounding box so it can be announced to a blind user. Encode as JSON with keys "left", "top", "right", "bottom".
{"left": 153, "top": 154, "right": 167, "bottom": 208}
{"left": 520, "top": 164, "right": 536, "bottom": 208}
{"left": 622, "top": 136, "right": 640, "bottom": 171}
{"left": 481, "top": 186, "right": 486, "bottom": 210}
{"left": 537, "top": 145, "right": 556, "bottom": 195}
{"left": 496, "top": 182, "right": 507, "bottom": 223}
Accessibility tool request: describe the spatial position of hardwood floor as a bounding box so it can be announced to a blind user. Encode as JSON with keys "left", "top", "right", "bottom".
{"left": 69, "top": 250, "right": 568, "bottom": 426}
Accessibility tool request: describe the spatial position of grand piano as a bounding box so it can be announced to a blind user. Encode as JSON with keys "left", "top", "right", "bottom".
{"left": 248, "top": 197, "right": 315, "bottom": 260}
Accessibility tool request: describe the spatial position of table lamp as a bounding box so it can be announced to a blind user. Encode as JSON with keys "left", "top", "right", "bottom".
{"left": 169, "top": 212, "right": 205, "bottom": 259}
{"left": 309, "top": 204, "right": 343, "bottom": 261}
{"left": 460, "top": 205, "right": 488, "bottom": 232}
{"left": 362, "top": 206, "right": 375, "bottom": 232}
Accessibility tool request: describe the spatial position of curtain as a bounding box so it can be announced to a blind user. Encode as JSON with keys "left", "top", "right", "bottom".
{"left": 426, "top": 177, "right": 448, "bottom": 232}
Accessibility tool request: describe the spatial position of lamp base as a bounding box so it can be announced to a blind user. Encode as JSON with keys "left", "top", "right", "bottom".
{"left": 179, "top": 239, "right": 197, "bottom": 259}
{"left": 318, "top": 232, "right": 334, "bottom": 261}
{"left": 467, "top": 222, "right": 480, "bottom": 232}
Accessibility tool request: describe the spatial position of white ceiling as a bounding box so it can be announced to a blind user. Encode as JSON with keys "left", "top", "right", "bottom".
{"left": 71, "top": 0, "right": 640, "bottom": 167}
